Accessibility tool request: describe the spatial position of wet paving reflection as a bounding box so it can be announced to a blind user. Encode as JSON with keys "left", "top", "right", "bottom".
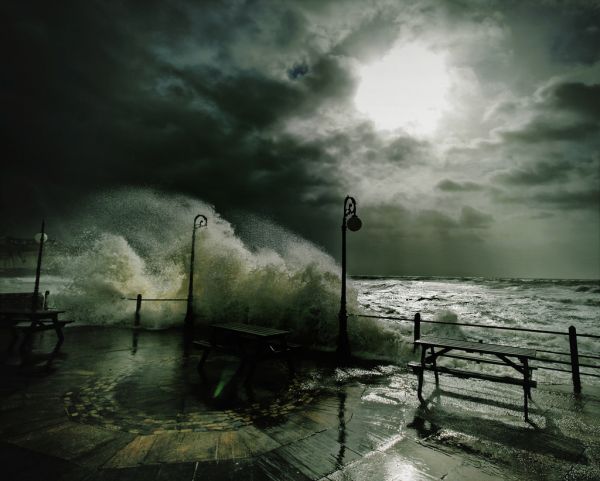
{"left": 0, "top": 327, "right": 599, "bottom": 481}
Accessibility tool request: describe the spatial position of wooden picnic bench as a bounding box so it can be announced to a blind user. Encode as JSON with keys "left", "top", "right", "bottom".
{"left": 408, "top": 336, "right": 537, "bottom": 421}
{"left": 0, "top": 292, "right": 73, "bottom": 365}
{"left": 194, "top": 322, "right": 296, "bottom": 382}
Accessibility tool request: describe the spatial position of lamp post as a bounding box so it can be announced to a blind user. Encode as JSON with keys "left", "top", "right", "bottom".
{"left": 33, "top": 220, "right": 47, "bottom": 311}
{"left": 338, "top": 196, "right": 362, "bottom": 362}
{"left": 184, "top": 214, "right": 207, "bottom": 328}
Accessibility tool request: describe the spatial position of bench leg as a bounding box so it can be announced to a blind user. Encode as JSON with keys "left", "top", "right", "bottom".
{"left": 430, "top": 346, "right": 439, "bottom": 387}
{"left": 19, "top": 326, "right": 36, "bottom": 365}
{"left": 417, "top": 346, "right": 426, "bottom": 403}
{"left": 52, "top": 323, "right": 65, "bottom": 355}
{"left": 281, "top": 340, "right": 295, "bottom": 374}
{"left": 7, "top": 327, "right": 23, "bottom": 356}
{"left": 197, "top": 347, "right": 211, "bottom": 374}
{"left": 198, "top": 332, "right": 219, "bottom": 374}
{"left": 283, "top": 352, "right": 295, "bottom": 375}
{"left": 244, "top": 357, "right": 257, "bottom": 385}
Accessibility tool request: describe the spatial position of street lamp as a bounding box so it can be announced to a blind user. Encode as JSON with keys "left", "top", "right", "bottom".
{"left": 184, "top": 214, "right": 207, "bottom": 327}
{"left": 33, "top": 220, "right": 47, "bottom": 310}
{"left": 338, "top": 196, "right": 362, "bottom": 362}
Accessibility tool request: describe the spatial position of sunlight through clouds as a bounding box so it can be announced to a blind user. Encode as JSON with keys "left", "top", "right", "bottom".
{"left": 355, "top": 42, "right": 451, "bottom": 136}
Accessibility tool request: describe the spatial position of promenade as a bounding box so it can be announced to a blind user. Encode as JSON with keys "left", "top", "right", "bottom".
{"left": 0, "top": 327, "right": 598, "bottom": 480}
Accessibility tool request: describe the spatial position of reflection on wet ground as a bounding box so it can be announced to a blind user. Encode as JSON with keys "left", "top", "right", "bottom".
{"left": 0, "top": 326, "right": 598, "bottom": 480}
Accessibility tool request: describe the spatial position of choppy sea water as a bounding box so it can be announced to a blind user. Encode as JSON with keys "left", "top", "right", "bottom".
{"left": 1, "top": 189, "right": 598, "bottom": 385}
{"left": 3, "top": 273, "right": 598, "bottom": 381}
{"left": 353, "top": 276, "right": 600, "bottom": 383}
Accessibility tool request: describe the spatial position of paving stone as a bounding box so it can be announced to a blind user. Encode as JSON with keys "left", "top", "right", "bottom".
{"left": 327, "top": 450, "right": 437, "bottom": 481}
{"left": 105, "top": 435, "right": 157, "bottom": 468}
{"left": 272, "top": 429, "right": 363, "bottom": 479}
{"left": 9, "top": 421, "right": 117, "bottom": 460}
{"left": 1, "top": 327, "right": 599, "bottom": 481}
{"left": 144, "top": 431, "right": 221, "bottom": 463}
{"left": 385, "top": 438, "right": 462, "bottom": 480}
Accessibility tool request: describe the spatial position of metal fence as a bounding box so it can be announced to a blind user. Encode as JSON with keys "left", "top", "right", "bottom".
{"left": 125, "top": 292, "right": 598, "bottom": 394}
{"left": 124, "top": 294, "right": 186, "bottom": 326}
{"left": 350, "top": 312, "right": 600, "bottom": 394}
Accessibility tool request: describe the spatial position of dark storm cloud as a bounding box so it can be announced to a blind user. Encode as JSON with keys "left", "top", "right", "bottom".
{"left": 384, "top": 136, "right": 429, "bottom": 164}
{"left": 481, "top": 79, "right": 600, "bottom": 217}
{"left": 500, "top": 119, "right": 598, "bottom": 143}
{"left": 494, "top": 82, "right": 600, "bottom": 144}
{"left": 333, "top": 11, "right": 399, "bottom": 62}
{"left": 0, "top": 0, "right": 358, "bottom": 237}
{"left": 548, "top": 82, "right": 600, "bottom": 118}
{"left": 436, "top": 179, "right": 484, "bottom": 192}
{"left": 347, "top": 202, "right": 496, "bottom": 276}
{"left": 2, "top": 0, "right": 599, "bottom": 277}
{"left": 362, "top": 204, "right": 493, "bottom": 235}
{"left": 459, "top": 206, "right": 493, "bottom": 228}
{"left": 493, "top": 187, "right": 600, "bottom": 211}
{"left": 492, "top": 160, "right": 573, "bottom": 186}
{"left": 533, "top": 189, "right": 600, "bottom": 210}
{"left": 550, "top": 11, "right": 600, "bottom": 65}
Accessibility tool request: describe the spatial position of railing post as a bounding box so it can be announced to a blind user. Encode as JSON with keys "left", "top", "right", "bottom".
{"left": 569, "top": 325, "right": 581, "bottom": 394}
{"left": 413, "top": 312, "right": 421, "bottom": 353}
{"left": 135, "top": 294, "right": 142, "bottom": 327}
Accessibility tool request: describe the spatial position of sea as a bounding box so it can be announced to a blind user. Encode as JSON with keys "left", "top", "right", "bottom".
{"left": 2, "top": 273, "right": 598, "bottom": 384}
{"left": 1, "top": 189, "right": 598, "bottom": 385}
{"left": 353, "top": 276, "right": 600, "bottom": 383}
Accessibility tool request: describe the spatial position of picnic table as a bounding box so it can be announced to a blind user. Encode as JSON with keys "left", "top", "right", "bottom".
{"left": 409, "top": 336, "right": 537, "bottom": 420}
{"left": 0, "top": 293, "right": 71, "bottom": 365}
{"left": 194, "top": 322, "right": 295, "bottom": 381}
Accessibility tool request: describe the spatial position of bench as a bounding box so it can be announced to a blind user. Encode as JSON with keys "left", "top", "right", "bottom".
{"left": 410, "top": 336, "right": 537, "bottom": 421}
{"left": 0, "top": 292, "right": 46, "bottom": 311}
{"left": 0, "top": 292, "right": 72, "bottom": 365}
{"left": 194, "top": 322, "right": 298, "bottom": 381}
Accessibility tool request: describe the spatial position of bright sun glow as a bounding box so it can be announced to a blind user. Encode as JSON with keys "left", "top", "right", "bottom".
{"left": 355, "top": 43, "right": 451, "bottom": 136}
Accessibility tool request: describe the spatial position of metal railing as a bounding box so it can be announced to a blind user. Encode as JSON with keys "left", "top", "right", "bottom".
{"left": 350, "top": 312, "right": 600, "bottom": 394}
{"left": 124, "top": 294, "right": 186, "bottom": 326}
{"left": 124, "top": 292, "right": 598, "bottom": 393}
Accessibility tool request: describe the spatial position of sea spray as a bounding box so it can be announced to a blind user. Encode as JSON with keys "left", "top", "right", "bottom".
{"left": 421, "top": 309, "right": 466, "bottom": 340}
{"left": 44, "top": 188, "right": 409, "bottom": 359}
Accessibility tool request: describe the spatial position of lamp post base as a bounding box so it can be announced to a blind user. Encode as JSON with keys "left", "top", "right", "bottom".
{"left": 336, "top": 342, "right": 351, "bottom": 364}
{"left": 337, "top": 311, "right": 351, "bottom": 364}
{"left": 184, "top": 302, "right": 194, "bottom": 328}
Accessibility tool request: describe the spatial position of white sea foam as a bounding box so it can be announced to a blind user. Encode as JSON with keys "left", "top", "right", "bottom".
{"left": 2, "top": 188, "right": 598, "bottom": 373}
{"left": 8, "top": 188, "right": 407, "bottom": 359}
{"left": 356, "top": 276, "right": 600, "bottom": 382}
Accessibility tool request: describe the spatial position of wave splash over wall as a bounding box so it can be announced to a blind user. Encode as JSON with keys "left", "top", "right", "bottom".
{"left": 48, "top": 188, "right": 409, "bottom": 360}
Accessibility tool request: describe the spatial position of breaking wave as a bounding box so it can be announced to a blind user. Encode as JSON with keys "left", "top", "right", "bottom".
{"left": 43, "top": 188, "right": 409, "bottom": 360}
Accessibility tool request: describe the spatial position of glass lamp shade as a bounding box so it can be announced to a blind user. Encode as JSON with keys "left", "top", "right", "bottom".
{"left": 34, "top": 233, "right": 48, "bottom": 243}
{"left": 347, "top": 215, "right": 362, "bottom": 232}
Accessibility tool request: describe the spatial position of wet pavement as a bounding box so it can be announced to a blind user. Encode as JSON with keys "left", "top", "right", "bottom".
{"left": 0, "top": 326, "right": 598, "bottom": 480}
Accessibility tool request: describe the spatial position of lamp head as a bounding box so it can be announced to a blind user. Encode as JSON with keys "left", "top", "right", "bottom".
{"left": 194, "top": 214, "right": 208, "bottom": 229}
{"left": 34, "top": 233, "right": 48, "bottom": 243}
{"left": 347, "top": 215, "right": 362, "bottom": 232}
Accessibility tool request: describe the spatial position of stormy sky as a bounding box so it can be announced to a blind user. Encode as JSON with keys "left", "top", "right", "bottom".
{"left": 2, "top": 0, "right": 599, "bottom": 278}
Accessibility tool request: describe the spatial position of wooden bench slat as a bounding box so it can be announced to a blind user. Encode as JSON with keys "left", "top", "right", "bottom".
{"left": 0, "top": 292, "right": 44, "bottom": 310}
{"left": 416, "top": 336, "right": 537, "bottom": 358}
{"left": 408, "top": 362, "right": 537, "bottom": 388}
{"left": 211, "top": 322, "right": 290, "bottom": 338}
{"left": 438, "top": 353, "right": 538, "bottom": 369}
{"left": 193, "top": 340, "right": 212, "bottom": 349}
